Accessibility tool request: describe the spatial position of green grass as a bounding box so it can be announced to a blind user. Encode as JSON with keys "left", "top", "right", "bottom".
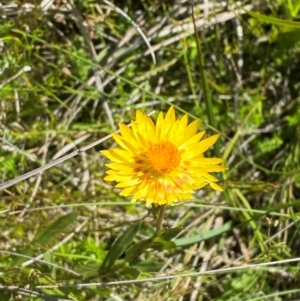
{"left": 1, "top": 0, "right": 300, "bottom": 300}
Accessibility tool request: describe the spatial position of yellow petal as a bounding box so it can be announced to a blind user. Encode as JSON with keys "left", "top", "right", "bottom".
{"left": 185, "top": 134, "right": 220, "bottom": 158}
{"left": 185, "top": 119, "right": 200, "bottom": 140}
{"left": 164, "top": 106, "right": 176, "bottom": 125}
{"left": 210, "top": 182, "right": 224, "bottom": 191}
{"left": 196, "top": 158, "right": 224, "bottom": 165}
{"left": 156, "top": 111, "right": 165, "bottom": 141}
{"left": 101, "top": 149, "right": 133, "bottom": 163}
{"left": 119, "top": 123, "right": 132, "bottom": 138}
{"left": 179, "top": 131, "right": 206, "bottom": 150}
{"left": 112, "top": 133, "right": 139, "bottom": 152}
{"left": 136, "top": 109, "right": 146, "bottom": 123}
{"left": 102, "top": 106, "right": 227, "bottom": 206}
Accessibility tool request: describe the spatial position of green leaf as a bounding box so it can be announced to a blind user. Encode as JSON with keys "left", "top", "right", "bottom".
{"left": 125, "top": 238, "right": 153, "bottom": 262}
{"left": 13, "top": 212, "right": 78, "bottom": 266}
{"left": 174, "top": 221, "right": 232, "bottom": 247}
{"left": 131, "top": 260, "right": 165, "bottom": 272}
{"left": 246, "top": 10, "right": 300, "bottom": 28}
{"left": 158, "top": 227, "right": 183, "bottom": 241}
{"left": 97, "top": 288, "right": 111, "bottom": 297}
{"left": 99, "top": 221, "right": 141, "bottom": 274}
{"left": 33, "top": 212, "right": 78, "bottom": 247}
{"left": 75, "top": 263, "right": 102, "bottom": 278}
{"left": 277, "top": 29, "right": 300, "bottom": 45}
{"left": 118, "top": 266, "right": 140, "bottom": 279}
{"left": 125, "top": 228, "right": 182, "bottom": 260}
{"left": 0, "top": 290, "right": 10, "bottom": 301}
{"left": 151, "top": 238, "right": 176, "bottom": 251}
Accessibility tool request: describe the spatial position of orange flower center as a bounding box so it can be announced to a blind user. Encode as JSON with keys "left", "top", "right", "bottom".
{"left": 146, "top": 141, "right": 181, "bottom": 173}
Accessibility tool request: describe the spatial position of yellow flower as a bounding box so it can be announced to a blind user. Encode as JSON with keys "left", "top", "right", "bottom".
{"left": 101, "top": 107, "right": 226, "bottom": 207}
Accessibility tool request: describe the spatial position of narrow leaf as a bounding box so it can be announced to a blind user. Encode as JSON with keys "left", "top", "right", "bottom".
{"left": 158, "top": 227, "right": 183, "bottom": 241}
{"left": 33, "top": 212, "right": 78, "bottom": 246}
{"left": 246, "top": 10, "right": 300, "bottom": 29}
{"left": 99, "top": 221, "right": 141, "bottom": 274}
{"left": 131, "top": 260, "right": 165, "bottom": 272}
{"left": 125, "top": 238, "right": 153, "bottom": 262}
{"left": 151, "top": 238, "right": 176, "bottom": 251}
{"left": 174, "top": 221, "right": 232, "bottom": 247}
{"left": 118, "top": 266, "right": 140, "bottom": 279}
{"left": 13, "top": 212, "right": 78, "bottom": 266}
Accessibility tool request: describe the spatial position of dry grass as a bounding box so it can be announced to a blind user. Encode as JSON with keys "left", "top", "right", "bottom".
{"left": 1, "top": 0, "right": 300, "bottom": 300}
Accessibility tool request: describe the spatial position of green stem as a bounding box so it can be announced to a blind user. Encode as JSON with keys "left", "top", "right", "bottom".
{"left": 155, "top": 205, "right": 166, "bottom": 236}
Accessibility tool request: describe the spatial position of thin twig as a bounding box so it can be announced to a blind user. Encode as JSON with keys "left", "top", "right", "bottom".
{"left": 1, "top": 257, "right": 300, "bottom": 290}
{"left": 0, "top": 133, "right": 111, "bottom": 191}
{"left": 0, "top": 111, "right": 155, "bottom": 191}
{"left": 102, "top": 0, "right": 156, "bottom": 65}
{"left": 0, "top": 250, "right": 81, "bottom": 276}
{"left": 21, "top": 219, "right": 88, "bottom": 267}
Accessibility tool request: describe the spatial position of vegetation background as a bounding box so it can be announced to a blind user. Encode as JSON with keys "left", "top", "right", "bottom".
{"left": 1, "top": 0, "right": 300, "bottom": 300}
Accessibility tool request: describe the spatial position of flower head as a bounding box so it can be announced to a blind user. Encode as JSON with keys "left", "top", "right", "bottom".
{"left": 101, "top": 107, "right": 226, "bottom": 207}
